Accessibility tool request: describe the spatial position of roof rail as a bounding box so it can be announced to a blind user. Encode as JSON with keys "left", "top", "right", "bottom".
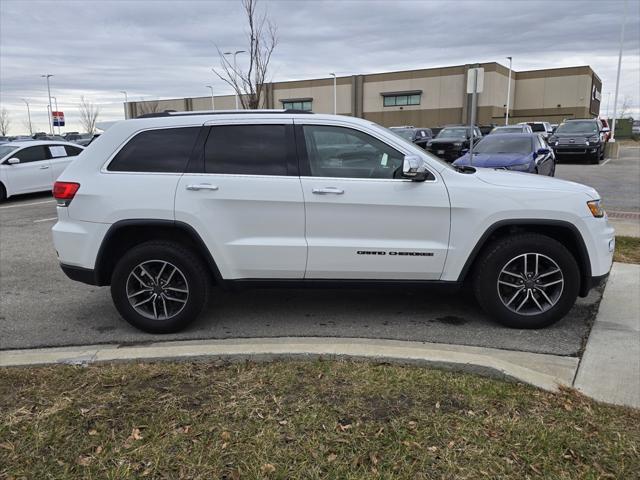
{"left": 136, "top": 109, "right": 314, "bottom": 119}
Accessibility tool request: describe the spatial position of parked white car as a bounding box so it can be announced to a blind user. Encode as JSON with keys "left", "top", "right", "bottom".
{"left": 0, "top": 141, "right": 84, "bottom": 200}
{"left": 52, "top": 111, "right": 614, "bottom": 333}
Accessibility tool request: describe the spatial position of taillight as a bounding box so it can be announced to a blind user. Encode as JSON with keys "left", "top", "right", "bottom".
{"left": 53, "top": 181, "right": 80, "bottom": 206}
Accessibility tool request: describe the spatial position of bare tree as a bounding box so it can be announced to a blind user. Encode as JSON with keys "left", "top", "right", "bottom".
{"left": 0, "top": 108, "right": 11, "bottom": 136}
{"left": 79, "top": 97, "right": 100, "bottom": 133}
{"left": 22, "top": 119, "right": 35, "bottom": 135}
{"left": 136, "top": 100, "right": 161, "bottom": 116}
{"left": 212, "top": 0, "right": 277, "bottom": 109}
{"left": 619, "top": 96, "right": 633, "bottom": 119}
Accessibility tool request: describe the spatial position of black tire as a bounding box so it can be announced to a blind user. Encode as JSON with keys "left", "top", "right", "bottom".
{"left": 472, "top": 233, "right": 580, "bottom": 329}
{"left": 599, "top": 145, "right": 605, "bottom": 161}
{"left": 0, "top": 183, "right": 6, "bottom": 202}
{"left": 588, "top": 148, "right": 600, "bottom": 164}
{"left": 110, "top": 241, "right": 211, "bottom": 333}
{"left": 550, "top": 160, "right": 556, "bottom": 177}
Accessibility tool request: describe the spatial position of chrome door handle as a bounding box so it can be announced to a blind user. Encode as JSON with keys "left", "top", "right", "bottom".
{"left": 312, "top": 187, "right": 344, "bottom": 195}
{"left": 39, "top": 165, "right": 50, "bottom": 170}
{"left": 186, "top": 183, "right": 219, "bottom": 191}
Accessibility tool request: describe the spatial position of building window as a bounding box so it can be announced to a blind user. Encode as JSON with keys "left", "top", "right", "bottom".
{"left": 382, "top": 91, "right": 422, "bottom": 107}
{"left": 282, "top": 99, "right": 312, "bottom": 111}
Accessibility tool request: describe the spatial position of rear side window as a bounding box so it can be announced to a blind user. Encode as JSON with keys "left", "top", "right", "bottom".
{"left": 64, "top": 145, "right": 83, "bottom": 156}
{"left": 108, "top": 127, "right": 200, "bottom": 172}
{"left": 204, "top": 125, "right": 288, "bottom": 175}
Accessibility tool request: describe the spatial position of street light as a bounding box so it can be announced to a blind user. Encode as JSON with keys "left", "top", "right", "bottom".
{"left": 329, "top": 73, "right": 337, "bottom": 114}
{"left": 41, "top": 74, "right": 54, "bottom": 134}
{"left": 611, "top": 0, "right": 627, "bottom": 142}
{"left": 205, "top": 85, "right": 215, "bottom": 111}
{"left": 120, "top": 91, "right": 128, "bottom": 119}
{"left": 224, "top": 50, "right": 246, "bottom": 109}
{"left": 22, "top": 99, "right": 33, "bottom": 135}
{"left": 505, "top": 57, "right": 512, "bottom": 125}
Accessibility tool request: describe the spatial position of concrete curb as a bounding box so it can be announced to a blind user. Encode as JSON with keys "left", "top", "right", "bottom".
{"left": 0, "top": 337, "right": 578, "bottom": 393}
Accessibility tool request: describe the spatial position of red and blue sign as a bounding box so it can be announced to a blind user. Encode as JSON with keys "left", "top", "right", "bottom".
{"left": 52, "top": 111, "right": 65, "bottom": 127}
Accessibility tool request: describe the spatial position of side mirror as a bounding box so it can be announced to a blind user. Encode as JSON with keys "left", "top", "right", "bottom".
{"left": 402, "top": 155, "right": 429, "bottom": 182}
{"left": 461, "top": 148, "right": 469, "bottom": 155}
{"left": 537, "top": 148, "right": 550, "bottom": 155}
{"left": 601, "top": 127, "right": 610, "bottom": 133}
{"left": 6, "top": 157, "right": 20, "bottom": 165}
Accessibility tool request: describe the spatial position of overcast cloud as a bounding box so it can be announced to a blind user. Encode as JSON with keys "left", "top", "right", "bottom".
{"left": 1, "top": 0, "right": 638, "bottom": 134}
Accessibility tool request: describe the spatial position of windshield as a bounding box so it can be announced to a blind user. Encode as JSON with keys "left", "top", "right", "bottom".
{"left": 437, "top": 127, "right": 468, "bottom": 139}
{"left": 390, "top": 128, "right": 414, "bottom": 141}
{"left": 0, "top": 145, "right": 19, "bottom": 160}
{"left": 491, "top": 127, "right": 522, "bottom": 134}
{"left": 528, "top": 123, "right": 546, "bottom": 132}
{"left": 474, "top": 136, "right": 532, "bottom": 155}
{"left": 555, "top": 121, "right": 598, "bottom": 135}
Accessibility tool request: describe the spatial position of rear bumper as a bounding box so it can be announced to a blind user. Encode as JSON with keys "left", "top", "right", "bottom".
{"left": 580, "top": 273, "right": 609, "bottom": 296}
{"left": 60, "top": 263, "right": 99, "bottom": 286}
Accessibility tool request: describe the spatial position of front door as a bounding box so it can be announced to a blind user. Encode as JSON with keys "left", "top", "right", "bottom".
{"left": 175, "top": 120, "right": 307, "bottom": 279}
{"left": 4, "top": 145, "right": 53, "bottom": 194}
{"left": 297, "top": 122, "right": 451, "bottom": 280}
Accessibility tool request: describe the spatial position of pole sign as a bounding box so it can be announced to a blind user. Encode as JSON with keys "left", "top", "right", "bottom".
{"left": 52, "top": 111, "right": 65, "bottom": 127}
{"left": 466, "top": 68, "right": 484, "bottom": 94}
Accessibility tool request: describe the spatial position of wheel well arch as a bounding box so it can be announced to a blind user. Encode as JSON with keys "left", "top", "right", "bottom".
{"left": 94, "top": 220, "right": 222, "bottom": 286}
{"left": 458, "top": 220, "right": 592, "bottom": 297}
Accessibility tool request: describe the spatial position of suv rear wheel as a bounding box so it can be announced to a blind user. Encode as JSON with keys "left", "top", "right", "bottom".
{"left": 111, "top": 241, "right": 211, "bottom": 333}
{"left": 473, "top": 233, "right": 580, "bottom": 329}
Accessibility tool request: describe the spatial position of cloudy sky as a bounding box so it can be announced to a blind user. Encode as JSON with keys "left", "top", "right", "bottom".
{"left": 1, "top": 0, "right": 638, "bottom": 134}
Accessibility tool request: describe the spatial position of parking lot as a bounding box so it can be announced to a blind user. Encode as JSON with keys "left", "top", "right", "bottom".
{"left": 1, "top": 145, "right": 637, "bottom": 356}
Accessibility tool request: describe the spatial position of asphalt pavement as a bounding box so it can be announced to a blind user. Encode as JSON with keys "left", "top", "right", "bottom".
{"left": 2, "top": 145, "right": 637, "bottom": 355}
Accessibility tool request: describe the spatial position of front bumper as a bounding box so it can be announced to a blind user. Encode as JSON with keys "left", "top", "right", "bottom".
{"left": 427, "top": 146, "right": 464, "bottom": 162}
{"left": 552, "top": 144, "right": 601, "bottom": 156}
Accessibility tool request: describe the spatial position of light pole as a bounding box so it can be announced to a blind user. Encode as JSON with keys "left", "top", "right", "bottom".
{"left": 205, "top": 85, "right": 215, "bottom": 110}
{"left": 224, "top": 50, "right": 246, "bottom": 109}
{"left": 51, "top": 96, "right": 60, "bottom": 135}
{"left": 329, "top": 73, "right": 337, "bottom": 114}
{"left": 22, "top": 99, "right": 33, "bottom": 135}
{"left": 41, "top": 74, "right": 54, "bottom": 134}
{"left": 505, "top": 56, "right": 512, "bottom": 125}
{"left": 611, "top": 0, "right": 627, "bottom": 142}
{"left": 120, "top": 91, "right": 128, "bottom": 118}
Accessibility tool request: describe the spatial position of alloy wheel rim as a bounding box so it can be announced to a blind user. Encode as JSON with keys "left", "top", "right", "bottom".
{"left": 126, "top": 260, "right": 189, "bottom": 321}
{"left": 497, "top": 253, "right": 564, "bottom": 316}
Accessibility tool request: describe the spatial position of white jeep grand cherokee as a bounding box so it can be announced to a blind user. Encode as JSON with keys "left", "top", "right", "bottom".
{"left": 52, "top": 110, "right": 614, "bottom": 333}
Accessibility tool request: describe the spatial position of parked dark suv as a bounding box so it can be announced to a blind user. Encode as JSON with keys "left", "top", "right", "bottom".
{"left": 426, "top": 125, "right": 482, "bottom": 162}
{"left": 548, "top": 118, "right": 609, "bottom": 164}
{"left": 389, "top": 126, "right": 433, "bottom": 149}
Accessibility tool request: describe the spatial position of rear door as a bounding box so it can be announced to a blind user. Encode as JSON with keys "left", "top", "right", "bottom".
{"left": 297, "top": 120, "right": 450, "bottom": 280}
{"left": 47, "top": 144, "right": 83, "bottom": 181}
{"left": 3, "top": 145, "right": 52, "bottom": 194}
{"left": 174, "top": 119, "right": 306, "bottom": 279}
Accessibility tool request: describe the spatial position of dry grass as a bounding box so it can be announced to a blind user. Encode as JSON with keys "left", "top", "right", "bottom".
{"left": 1, "top": 360, "right": 639, "bottom": 479}
{"left": 614, "top": 236, "right": 640, "bottom": 264}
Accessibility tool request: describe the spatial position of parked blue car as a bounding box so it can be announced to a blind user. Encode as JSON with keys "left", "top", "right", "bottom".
{"left": 453, "top": 133, "right": 556, "bottom": 176}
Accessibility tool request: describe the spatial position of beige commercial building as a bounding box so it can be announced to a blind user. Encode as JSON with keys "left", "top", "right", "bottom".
{"left": 126, "top": 61, "right": 602, "bottom": 127}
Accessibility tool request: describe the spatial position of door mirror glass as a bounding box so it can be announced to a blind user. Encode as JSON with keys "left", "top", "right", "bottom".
{"left": 402, "top": 155, "right": 429, "bottom": 181}
{"left": 6, "top": 157, "right": 20, "bottom": 165}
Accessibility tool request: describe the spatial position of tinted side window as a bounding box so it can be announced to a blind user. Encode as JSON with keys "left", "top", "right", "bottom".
{"left": 108, "top": 127, "right": 200, "bottom": 173}
{"left": 204, "top": 125, "right": 288, "bottom": 175}
{"left": 64, "top": 146, "right": 84, "bottom": 156}
{"left": 15, "top": 146, "right": 49, "bottom": 163}
{"left": 302, "top": 125, "right": 404, "bottom": 179}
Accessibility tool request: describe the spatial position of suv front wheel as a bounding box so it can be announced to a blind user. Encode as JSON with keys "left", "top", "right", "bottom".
{"left": 473, "top": 233, "right": 580, "bottom": 329}
{"left": 111, "top": 241, "right": 211, "bottom": 333}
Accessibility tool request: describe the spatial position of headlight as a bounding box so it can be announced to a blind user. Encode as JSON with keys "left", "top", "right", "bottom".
{"left": 453, "top": 142, "right": 462, "bottom": 147}
{"left": 587, "top": 199, "right": 605, "bottom": 218}
{"left": 549, "top": 136, "right": 558, "bottom": 145}
{"left": 506, "top": 162, "right": 531, "bottom": 171}
{"left": 427, "top": 141, "right": 433, "bottom": 148}
{"left": 588, "top": 135, "right": 599, "bottom": 144}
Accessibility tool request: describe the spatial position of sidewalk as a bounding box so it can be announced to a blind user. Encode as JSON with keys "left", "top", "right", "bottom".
{"left": 574, "top": 262, "right": 640, "bottom": 408}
